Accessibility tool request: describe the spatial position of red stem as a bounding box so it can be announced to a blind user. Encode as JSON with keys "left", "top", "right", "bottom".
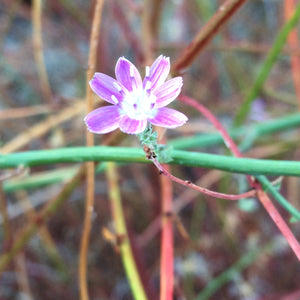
{"left": 258, "top": 189, "right": 300, "bottom": 261}
{"left": 179, "top": 94, "right": 300, "bottom": 261}
{"left": 180, "top": 95, "right": 253, "bottom": 185}
{"left": 152, "top": 157, "right": 256, "bottom": 200}
{"left": 284, "top": 0, "right": 300, "bottom": 109}
{"left": 111, "top": 1, "right": 144, "bottom": 63}
{"left": 159, "top": 165, "right": 174, "bottom": 300}
{"left": 179, "top": 96, "right": 242, "bottom": 158}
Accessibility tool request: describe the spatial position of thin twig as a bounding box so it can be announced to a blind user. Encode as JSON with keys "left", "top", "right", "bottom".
{"left": 32, "top": 0, "right": 52, "bottom": 103}
{"left": 141, "top": 0, "right": 155, "bottom": 64}
{"left": 0, "top": 105, "right": 52, "bottom": 120}
{"left": 234, "top": 2, "right": 300, "bottom": 126}
{"left": 212, "top": 41, "right": 300, "bottom": 56}
{"left": 79, "top": 1, "right": 104, "bottom": 300}
{"left": 0, "top": 165, "right": 27, "bottom": 182}
{"left": 150, "top": 156, "right": 256, "bottom": 201}
{"left": 0, "top": 101, "right": 84, "bottom": 154}
{"left": 284, "top": 0, "right": 300, "bottom": 109}
{"left": 111, "top": 1, "right": 144, "bottom": 63}
{"left": 14, "top": 253, "right": 33, "bottom": 300}
{"left": 180, "top": 95, "right": 300, "bottom": 261}
{"left": 0, "top": 185, "right": 12, "bottom": 247}
{"left": 257, "top": 189, "right": 300, "bottom": 261}
{"left": 137, "top": 170, "right": 223, "bottom": 248}
{"left": 149, "top": 0, "right": 164, "bottom": 46}
{"left": 106, "top": 162, "right": 148, "bottom": 300}
{"left": 171, "top": 0, "right": 248, "bottom": 74}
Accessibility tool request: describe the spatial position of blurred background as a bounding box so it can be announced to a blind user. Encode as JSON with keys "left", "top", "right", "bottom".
{"left": 0, "top": 0, "right": 300, "bottom": 299}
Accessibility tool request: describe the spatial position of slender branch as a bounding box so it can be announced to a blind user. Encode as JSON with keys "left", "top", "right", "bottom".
{"left": 179, "top": 95, "right": 252, "bottom": 183}
{"left": 0, "top": 101, "right": 84, "bottom": 154}
{"left": 142, "top": 0, "right": 154, "bottom": 64}
{"left": 256, "top": 175, "right": 300, "bottom": 221}
{"left": 137, "top": 170, "right": 224, "bottom": 248}
{"left": 170, "top": 112, "right": 300, "bottom": 150}
{"left": 0, "top": 105, "right": 51, "bottom": 120}
{"left": 234, "top": 2, "right": 300, "bottom": 126}
{"left": 32, "top": 0, "right": 52, "bottom": 103}
{"left": 171, "top": 0, "right": 248, "bottom": 74}
{"left": 3, "top": 112, "right": 300, "bottom": 193}
{"left": 0, "top": 185, "right": 12, "bottom": 247}
{"left": 257, "top": 189, "right": 300, "bottom": 261}
{"left": 14, "top": 253, "right": 33, "bottom": 299}
{"left": 181, "top": 95, "right": 300, "bottom": 260}
{"left": 179, "top": 96, "right": 241, "bottom": 157}
{"left": 150, "top": 157, "right": 256, "bottom": 200}
{"left": 211, "top": 41, "right": 300, "bottom": 56}
{"left": 111, "top": 1, "right": 144, "bottom": 62}
{"left": 106, "top": 162, "right": 148, "bottom": 300}
{"left": 2, "top": 146, "right": 300, "bottom": 177}
{"left": 159, "top": 159, "right": 174, "bottom": 300}
{"left": 284, "top": 0, "right": 300, "bottom": 109}
{"left": 149, "top": 0, "right": 164, "bottom": 42}
{"left": 79, "top": 1, "right": 104, "bottom": 300}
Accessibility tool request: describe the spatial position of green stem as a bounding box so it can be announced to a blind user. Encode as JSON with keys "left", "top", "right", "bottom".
{"left": 3, "top": 113, "right": 300, "bottom": 192}
{"left": 170, "top": 113, "right": 300, "bottom": 149}
{"left": 195, "top": 242, "right": 274, "bottom": 300}
{"left": 3, "top": 166, "right": 79, "bottom": 192}
{"left": 106, "top": 162, "right": 148, "bottom": 300}
{"left": 1, "top": 146, "right": 300, "bottom": 177}
{"left": 3, "top": 163, "right": 107, "bottom": 193}
{"left": 256, "top": 175, "right": 300, "bottom": 221}
{"left": 234, "top": 3, "right": 300, "bottom": 126}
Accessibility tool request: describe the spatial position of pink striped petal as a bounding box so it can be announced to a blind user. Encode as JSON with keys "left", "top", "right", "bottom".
{"left": 115, "top": 57, "right": 142, "bottom": 92}
{"left": 148, "top": 107, "right": 188, "bottom": 128}
{"left": 84, "top": 106, "right": 122, "bottom": 134}
{"left": 154, "top": 77, "right": 183, "bottom": 108}
{"left": 90, "top": 73, "right": 126, "bottom": 104}
{"left": 119, "top": 116, "right": 147, "bottom": 134}
{"left": 144, "top": 55, "right": 170, "bottom": 91}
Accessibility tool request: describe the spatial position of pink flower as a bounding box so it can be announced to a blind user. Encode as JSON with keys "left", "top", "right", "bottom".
{"left": 84, "top": 55, "right": 188, "bottom": 134}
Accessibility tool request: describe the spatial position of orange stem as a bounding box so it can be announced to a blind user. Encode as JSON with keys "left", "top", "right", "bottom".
{"left": 159, "top": 165, "right": 174, "bottom": 300}
{"left": 284, "top": 0, "right": 300, "bottom": 109}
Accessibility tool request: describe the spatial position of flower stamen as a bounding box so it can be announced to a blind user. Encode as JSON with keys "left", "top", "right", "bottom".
{"left": 111, "top": 95, "right": 118, "bottom": 104}
{"left": 144, "top": 80, "right": 151, "bottom": 91}
{"left": 85, "top": 55, "right": 187, "bottom": 135}
{"left": 113, "top": 82, "right": 122, "bottom": 92}
{"left": 130, "top": 65, "right": 134, "bottom": 78}
{"left": 145, "top": 66, "right": 150, "bottom": 77}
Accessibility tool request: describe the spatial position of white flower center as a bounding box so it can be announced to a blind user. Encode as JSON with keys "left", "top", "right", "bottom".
{"left": 120, "top": 87, "right": 157, "bottom": 120}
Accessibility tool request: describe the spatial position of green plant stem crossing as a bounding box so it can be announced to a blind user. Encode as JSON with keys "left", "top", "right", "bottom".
{"left": 1, "top": 146, "right": 300, "bottom": 177}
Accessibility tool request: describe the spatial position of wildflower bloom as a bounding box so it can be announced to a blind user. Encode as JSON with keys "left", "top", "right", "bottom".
{"left": 84, "top": 55, "right": 188, "bottom": 134}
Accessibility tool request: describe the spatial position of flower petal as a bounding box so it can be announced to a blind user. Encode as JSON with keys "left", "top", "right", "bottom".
{"left": 154, "top": 77, "right": 183, "bottom": 108}
{"left": 119, "top": 116, "right": 147, "bottom": 134}
{"left": 148, "top": 107, "right": 188, "bottom": 128}
{"left": 84, "top": 106, "right": 122, "bottom": 134}
{"left": 90, "top": 73, "right": 126, "bottom": 104}
{"left": 115, "top": 57, "right": 142, "bottom": 92}
{"left": 144, "top": 55, "right": 170, "bottom": 91}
